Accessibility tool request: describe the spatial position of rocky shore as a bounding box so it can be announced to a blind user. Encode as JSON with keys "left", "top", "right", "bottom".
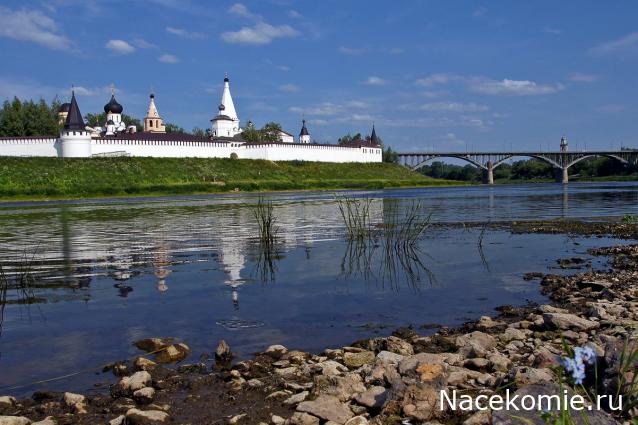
{"left": 1, "top": 233, "right": 637, "bottom": 424}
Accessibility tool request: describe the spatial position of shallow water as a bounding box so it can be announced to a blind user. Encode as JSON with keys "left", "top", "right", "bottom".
{"left": 0, "top": 182, "right": 637, "bottom": 396}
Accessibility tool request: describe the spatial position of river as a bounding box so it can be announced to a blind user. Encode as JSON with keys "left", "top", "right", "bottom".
{"left": 0, "top": 182, "right": 637, "bottom": 396}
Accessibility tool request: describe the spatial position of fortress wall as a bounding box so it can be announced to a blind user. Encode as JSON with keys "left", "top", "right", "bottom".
{"left": 92, "top": 139, "right": 234, "bottom": 158}
{"left": 0, "top": 138, "right": 58, "bottom": 157}
{"left": 240, "top": 143, "right": 382, "bottom": 163}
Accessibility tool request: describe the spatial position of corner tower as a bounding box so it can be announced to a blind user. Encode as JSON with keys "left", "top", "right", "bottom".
{"left": 144, "top": 93, "right": 166, "bottom": 133}
{"left": 299, "top": 119, "right": 310, "bottom": 144}
{"left": 59, "top": 91, "right": 92, "bottom": 157}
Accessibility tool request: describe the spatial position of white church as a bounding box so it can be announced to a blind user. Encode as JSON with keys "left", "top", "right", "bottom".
{"left": 0, "top": 76, "right": 382, "bottom": 163}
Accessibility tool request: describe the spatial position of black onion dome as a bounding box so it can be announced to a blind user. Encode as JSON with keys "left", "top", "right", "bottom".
{"left": 59, "top": 102, "right": 71, "bottom": 113}
{"left": 104, "top": 95, "right": 123, "bottom": 114}
{"left": 224, "top": 76, "right": 229, "bottom": 82}
{"left": 219, "top": 104, "right": 225, "bottom": 111}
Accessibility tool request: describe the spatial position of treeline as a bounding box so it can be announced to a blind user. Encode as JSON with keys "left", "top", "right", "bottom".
{"left": 0, "top": 97, "right": 62, "bottom": 137}
{"left": 420, "top": 158, "right": 638, "bottom": 182}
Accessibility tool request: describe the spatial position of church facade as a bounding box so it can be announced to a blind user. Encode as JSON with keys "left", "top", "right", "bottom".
{"left": 0, "top": 77, "right": 382, "bottom": 163}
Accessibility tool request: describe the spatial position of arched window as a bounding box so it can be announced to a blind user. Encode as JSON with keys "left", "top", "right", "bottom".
{"left": 150, "top": 120, "right": 153, "bottom": 128}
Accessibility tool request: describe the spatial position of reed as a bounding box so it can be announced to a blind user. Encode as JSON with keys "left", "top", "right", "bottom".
{"left": 251, "top": 197, "right": 279, "bottom": 246}
{"left": 336, "top": 196, "right": 373, "bottom": 240}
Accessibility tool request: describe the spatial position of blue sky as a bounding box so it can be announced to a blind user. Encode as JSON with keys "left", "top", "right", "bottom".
{"left": 1, "top": 0, "right": 637, "bottom": 151}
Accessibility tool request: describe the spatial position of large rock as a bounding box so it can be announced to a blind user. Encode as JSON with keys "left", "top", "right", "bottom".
{"left": 285, "top": 412, "right": 320, "bottom": 425}
{"left": 0, "top": 397, "right": 16, "bottom": 410}
{"left": 345, "top": 417, "right": 369, "bottom": 425}
{"left": 343, "top": 351, "right": 375, "bottom": 368}
{"left": 63, "top": 392, "right": 87, "bottom": 414}
{"left": 0, "top": 417, "right": 31, "bottom": 425}
{"left": 133, "top": 387, "right": 156, "bottom": 404}
{"left": 508, "top": 366, "right": 555, "bottom": 386}
{"left": 215, "top": 340, "right": 232, "bottom": 361}
{"left": 155, "top": 343, "right": 189, "bottom": 363}
{"left": 542, "top": 313, "right": 599, "bottom": 331}
{"left": 314, "top": 373, "right": 366, "bottom": 402}
{"left": 385, "top": 336, "right": 414, "bottom": 356}
{"left": 398, "top": 353, "right": 447, "bottom": 385}
{"left": 354, "top": 386, "right": 387, "bottom": 409}
{"left": 117, "top": 371, "right": 152, "bottom": 394}
{"left": 134, "top": 357, "right": 158, "bottom": 371}
{"left": 455, "top": 331, "right": 497, "bottom": 358}
{"left": 317, "top": 360, "right": 348, "bottom": 376}
{"left": 31, "top": 418, "right": 56, "bottom": 425}
{"left": 134, "top": 338, "right": 172, "bottom": 352}
{"left": 376, "top": 351, "right": 404, "bottom": 365}
{"left": 297, "top": 395, "right": 354, "bottom": 424}
{"left": 400, "top": 383, "right": 446, "bottom": 421}
{"left": 126, "top": 408, "right": 170, "bottom": 424}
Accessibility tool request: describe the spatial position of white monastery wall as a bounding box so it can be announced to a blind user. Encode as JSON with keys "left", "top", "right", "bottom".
{"left": 241, "top": 143, "right": 382, "bottom": 163}
{"left": 0, "top": 138, "right": 58, "bottom": 157}
{"left": 91, "top": 139, "right": 236, "bottom": 158}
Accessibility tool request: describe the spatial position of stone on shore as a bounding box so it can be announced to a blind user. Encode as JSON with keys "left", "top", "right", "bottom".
{"left": 0, "top": 417, "right": 31, "bottom": 425}
{"left": 343, "top": 351, "right": 375, "bottom": 368}
{"left": 31, "top": 418, "right": 56, "bottom": 425}
{"left": 126, "top": 408, "right": 170, "bottom": 424}
{"left": 133, "top": 387, "right": 156, "bottom": 404}
{"left": 134, "top": 338, "right": 172, "bottom": 353}
{"left": 134, "top": 357, "right": 158, "bottom": 371}
{"left": 63, "top": 392, "right": 87, "bottom": 414}
{"left": 344, "top": 416, "right": 369, "bottom": 425}
{"left": 155, "top": 343, "right": 189, "bottom": 363}
{"left": 542, "top": 313, "right": 599, "bottom": 331}
{"left": 215, "top": 340, "right": 232, "bottom": 361}
{"left": 455, "top": 331, "right": 497, "bottom": 358}
{"left": 354, "top": 386, "right": 387, "bottom": 409}
{"left": 118, "top": 371, "right": 152, "bottom": 394}
{"left": 285, "top": 412, "right": 320, "bottom": 425}
{"left": 297, "top": 395, "right": 354, "bottom": 424}
{"left": 0, "top": 398, "right": 16, "bottom": 410}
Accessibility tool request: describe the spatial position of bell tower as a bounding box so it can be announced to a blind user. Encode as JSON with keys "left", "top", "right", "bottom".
{"left": 144, "top": 93, "right": 166, "bottom": 133}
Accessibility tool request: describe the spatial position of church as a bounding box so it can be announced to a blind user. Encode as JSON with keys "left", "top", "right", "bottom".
{"left": 0, "top": 76, "right": 382, "bottom": 163}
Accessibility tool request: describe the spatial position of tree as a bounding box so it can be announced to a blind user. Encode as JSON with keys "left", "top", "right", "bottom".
{"left": 382, "top": 146, "right": 399, "bottom": 163}
{"left": 191, "top": 127, "right": 206, "bottom": 137}
{"left": 0, "top": 97, "right": 61, "bottom": 137}
{"left": 242, "top": 120, "right": 261, "bottom": 142}
{"left": 260, "top": 122, "right": 283, "bottom": 142}
{"left": 165, "top": 122, "right": 185, "bottom": 133}
{"left": 338, "top": 133, "right": 362, "bottom": 145}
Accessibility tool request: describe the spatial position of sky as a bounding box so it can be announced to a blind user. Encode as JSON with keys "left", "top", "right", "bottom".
{"left": 0, "top": 0, "right": 637, "bottom": 152}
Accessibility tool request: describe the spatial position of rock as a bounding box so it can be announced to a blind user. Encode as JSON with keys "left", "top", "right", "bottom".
{"left": 247, "top": 378, "right": 264, "bottom": 389}
{"left": 133, "top": 387, "right": 156, "bottom": 404}
{"left": 476, "top": 316, "right": 505, "bottom": 330}
{"left": 488, "top": 353, "right": 512, "bottom": 372}
{"left": 508, "top": 366, "right": 555, "bottom": 386}
{"left": 455, "top": 331, "right": 497, "bottom": 358}
{"left": 385, "top": 336, "right": 414, "bottom": 356}
{"left": 284, "top": 391, "right": 309, "bottom": 405}
{"left": 0, "top": 417, "right": 31, "bottom": 425}
{"left": 134, "top": 338, "right": 172, "bottom": 352}
{"left": 365, "top": 361, "right": 400, "bottom": 387}
{"left": 109, "top": 416, "right": 126, "bottom": 425}
{"left": 398, "top": 353, "right": 447, "bottom": 385}
{"left": 271, "top": 415, "right": 286, "bottom": 425}
{"left": 532, "top": 348, "right": 561, "bottom": 368}
{"left": 126, "top": 408, "right": 170, "bottom": 424}
{"left": 216, "top": 340, "right": 232, "bottom": 361}
{"left": 0, "top": 397, "right": 16, "bottom": 410}
{"left": 286, "top": 412, "right": 320, "bottom": 425}
{"left": 31, "top": 418, "right": 56, "bottom": 425}
{"left": 400, "top": 383, "right": 446, "bottom": 421}
{"left": 155, "top": 343, "right": 189, "bottom": 363}
{"left": 134, "top": 357, "right": 158, "bottom": 371}
{"left": 344, "top": 417, "right": 368, "bottom": 425}
{"left": 63, "top": 392, "right": 87, "bottom": 414}
{"left": 539, "top": 305, "right": 568, "bottom": 314}
{"left": 118, "top": 371, "right": 152, "bottom": 394}
{"left": 542, "top": 313, "right": 599, "bottom": 331}
{"left": 376, "top": 351, "right": 404, "bottom": 364}
{"left": 464, "top": 410, "right": 491, "bottom": 425}
{"left": 317, "top": 360, "right": 348, "bottom": 376}
{"left": 297, "top": 395, "right": 354, "bottom": 424}
{"left": 314, "top": 373, "right": 366, "bottom": 402}
{"left": 229, "top": 414, "right": 247, "bottom": 424}
{"left": 265, "top": 344, "right": 288, "bottom": 356}
{"left": 354, "top": 386, "right": 387, "bottom": 409}
{"left": 343, "top": 351, "right": 375, "bottom": 368}
{"left": 464, "top": 358, "right": 490, "bottom": 371}
{"left": 499, "top": 327, "right": 526, "bottom": 343}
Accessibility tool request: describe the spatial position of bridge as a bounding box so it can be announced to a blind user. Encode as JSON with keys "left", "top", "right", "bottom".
{"left": 397, "top": 150, "right": 638, "bottom": 184}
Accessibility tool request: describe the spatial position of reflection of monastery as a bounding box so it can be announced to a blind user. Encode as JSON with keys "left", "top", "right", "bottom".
{"left": 0, "top": 76, "right": 382, "bottom": 163}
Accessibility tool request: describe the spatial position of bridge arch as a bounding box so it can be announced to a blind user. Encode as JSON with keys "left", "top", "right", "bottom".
{"left": 410, "top": 155, "right": 486, "bottom": 171}
{"left": 565, "top": 153, "right": 629, "bottom": 168}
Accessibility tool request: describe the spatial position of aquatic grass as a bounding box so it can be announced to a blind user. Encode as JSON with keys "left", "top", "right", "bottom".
{"left": 381, "top": 200, "right": 433, "bottom": 248}
{"left": 616, "top": 339, "right": 638, "bottom": 417}
{"left": 336, "top": 196, "right": 373, "bottom": 241}
{"left": 251, "top": 197, "right": 279, "bottom": 246}
{"left": 0, "top": 248, "right": 40, "bottom": 335}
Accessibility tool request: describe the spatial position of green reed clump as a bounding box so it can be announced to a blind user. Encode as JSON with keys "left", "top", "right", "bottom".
{"left": 251, "top": 197, "right": 279, "bottom": 246}
{"left": 616, "top": 339, "right": 638, "bottom": 417}
{"left": 383, "top": 201, "right": 432, "bottom": 248}
{"left": 336, "top": 196, "right": 373, "bottom": 240}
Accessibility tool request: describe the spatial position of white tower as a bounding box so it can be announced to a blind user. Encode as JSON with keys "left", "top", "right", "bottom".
{"left": 144, "top": 93, "right": 166, "bottom": 133}
{"left": 59, "top": 91, "right": 92, "bottom": 157}
{"left": 299, "top": 119, "right": 310, "bottom": 144}
{"left": 211, "top": 75, "right": 241, "bottom": 137}
{"left": 560, "top": 136, "right": 568, "bottom": 152}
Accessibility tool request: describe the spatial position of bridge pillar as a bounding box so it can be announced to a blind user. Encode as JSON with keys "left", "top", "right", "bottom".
{"left": 558, "top": 167, "right": 568, "bottom": 184}
{"left": 484, "top": 161, "right": 494, "bottom": 185}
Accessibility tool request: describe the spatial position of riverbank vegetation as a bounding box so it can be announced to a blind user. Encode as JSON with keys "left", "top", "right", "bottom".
{"left": 419, "top": 157, "right": 638, "bottom": 183}
{"left": 0, "top": 157, "right": 459, "bottom": 200}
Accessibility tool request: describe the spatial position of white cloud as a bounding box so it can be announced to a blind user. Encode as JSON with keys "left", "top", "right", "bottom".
{"left": 415, "top": 73, "right": 463, "bottom": 87}
{"left": 345, "top": 100, "right": 368, "bottom": 109}
{"left": 0, "top": 6, "right": 72, "bottom": 51}
{"left": 228, "top": 3, "right": 259, "bottom": 19}
{"left": 420, "top": 102, "right": 489, "bottom": 112}
{"left": 105, "top": 39, "right": 135, "bottom": 54}
{"left": 133, "top": 38, "right": 157, "bottom": 49}
{"left": 158, "top": 54, "right": 179, "bottom": 63}
{"left": 166, "top": 26, "right": 205, "bottom": 39}
{"left": 339, "top": 46, "right": 367, "bottom": 55}
{"left": 287, "top": 10, "right": 302, "bottom": 19}
{"left": 364, "top": 76, "right": 387, "bottom": 86}
{"left": 277, "top": 65, "right": 290, "bottom": 72}
{"left": 309, "top": 119, "right": 329, "bottom": 126}
{"left": 568, "top": 72, "right": 599, "bottom": 83}
{"left": 221, "top": 22, "right": 299, "bottom": 45}
{"left": 279, "top": 83, "right": 300, "bottom": 92}
{"left": 420, "top": 90, "right": 447, "bottom": 98}
{"left": 72, "top": 86, "right": 112, "bottom": 96}
{"left": 590, "top": 32, "right": 638, "bottom": 55}
{"left": 469, "top": 78, "right": 563, "bottom": 96}
{"left": 289, "top": 102, "right": 341, "bottom": 116}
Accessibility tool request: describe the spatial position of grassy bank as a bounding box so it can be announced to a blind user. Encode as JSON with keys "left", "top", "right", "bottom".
{"left": 0, "top": 157, "right": 461, "bottom": 200}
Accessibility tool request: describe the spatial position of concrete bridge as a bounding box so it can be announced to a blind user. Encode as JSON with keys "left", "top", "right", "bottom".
{"left": 397, "top": 150, "right": 638, "bottom": 184}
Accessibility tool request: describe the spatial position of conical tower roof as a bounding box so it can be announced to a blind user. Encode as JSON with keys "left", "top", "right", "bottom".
{"left": 370, "top": 124, "right": 379, "bottom": 145}
{"left": 299, "top": 119, "right": 309, "bottom": 136}
{"left": 219, "top": 75, "right": 238, "bottom": 121}
{"left": 64, "top": 91, "right": 85, "bottom": 131}
{"left": 147, "top": 93, "right": 160, "bottom": 118}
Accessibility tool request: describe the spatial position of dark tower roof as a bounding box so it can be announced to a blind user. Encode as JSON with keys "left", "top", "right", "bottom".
{"left": 64, "top": 92, "right": 86, "bottom": 131}
{"left": 58, "top": 102, "right": 71, "bottom": 113}
{"left": 299, "top": 119, "right": 309, "bottom": 136}
{"left": 104, "top": 95, "right": 123, "bottom": 114}
{"left": 370, "top": 124, "right": 379, "bottom": 145}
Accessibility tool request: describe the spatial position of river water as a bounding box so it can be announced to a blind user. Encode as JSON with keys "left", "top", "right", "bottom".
{"left": 0, "top": 182, "right": 637, "bottom": 396}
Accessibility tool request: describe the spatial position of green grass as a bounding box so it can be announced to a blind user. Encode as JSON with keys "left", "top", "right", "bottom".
{"left": 0, "top": 157, "right": 461, "bottom": 200}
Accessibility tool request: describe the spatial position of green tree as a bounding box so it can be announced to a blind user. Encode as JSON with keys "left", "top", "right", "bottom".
{"left": 191, "top": 127, "right": 206, "bottom": 137}
{"left": 382, "top": 146, "right": 399, "bottom": 163}
{"left": 260, "top": 122, "right": 283, "bottom": 142}
{"left": 242, "top": 120, "right": 261, "bottom": 142}
{"left": 165, "top": 122, "right": 185, "bottom": 133}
